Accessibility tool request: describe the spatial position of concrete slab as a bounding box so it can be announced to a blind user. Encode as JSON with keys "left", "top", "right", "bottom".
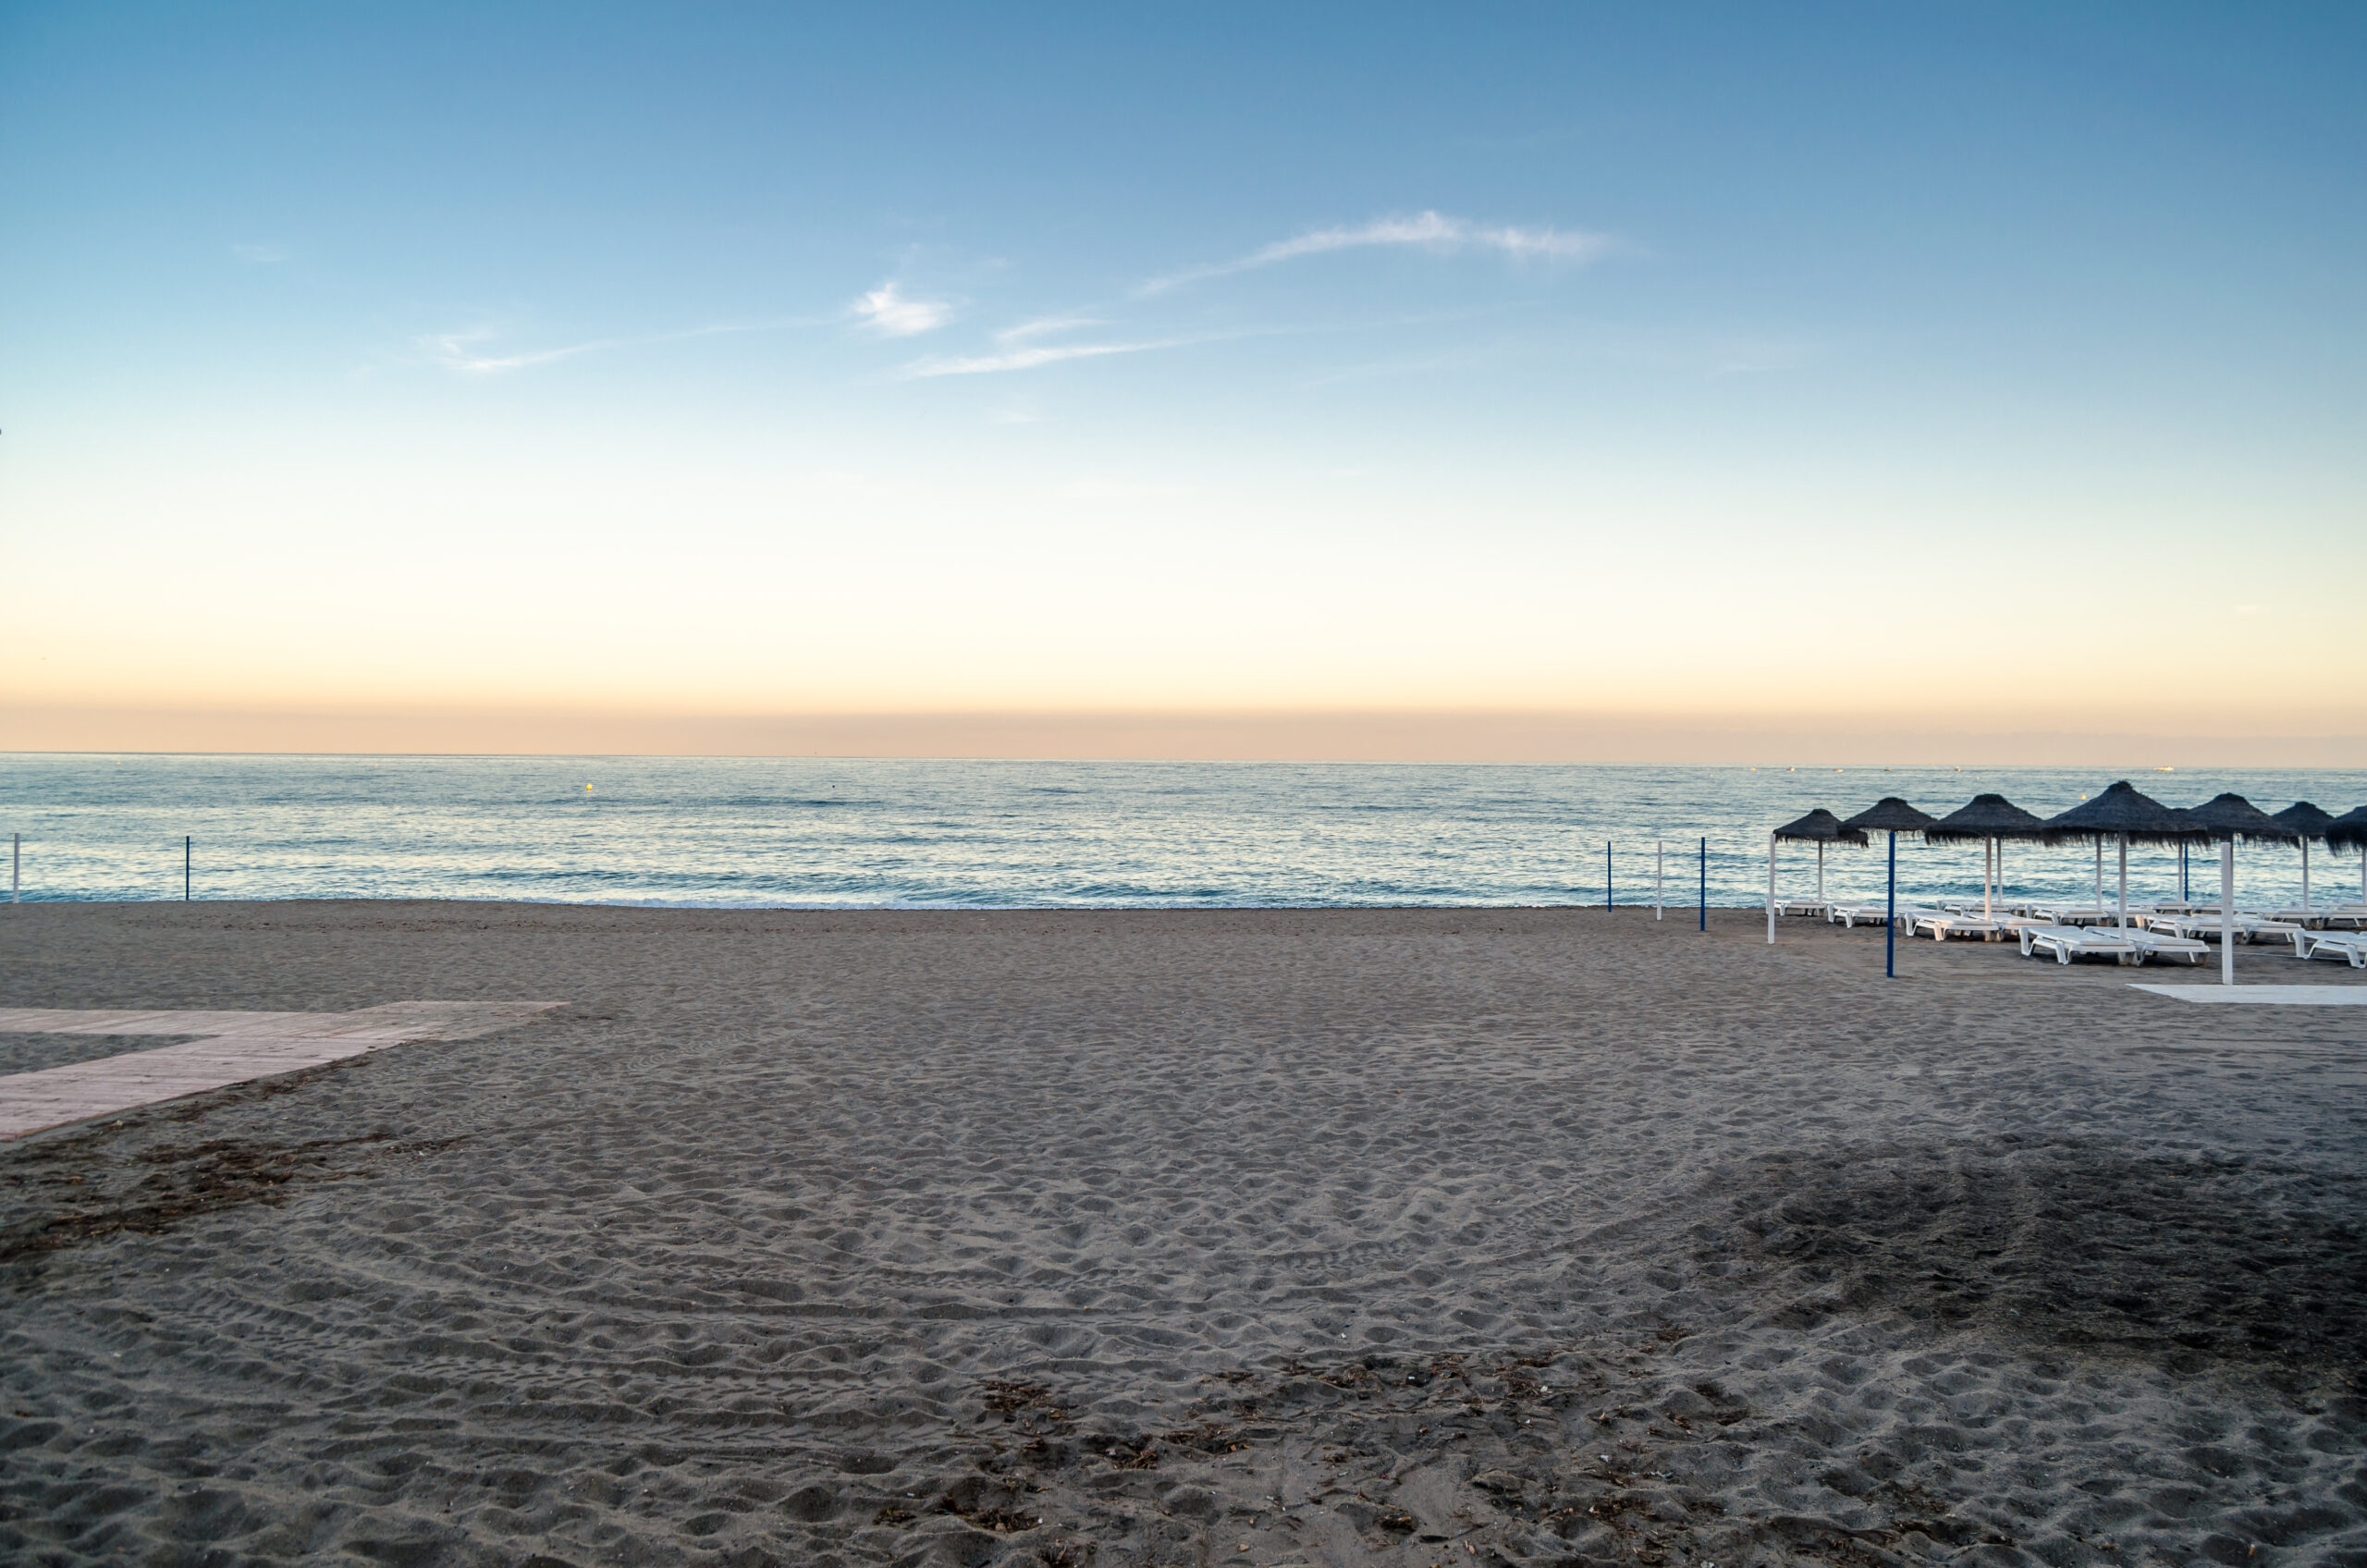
{"left": 0, "top": 1001, "right": 565, "bottom": 1140}
{"left": 2129, "top": 984, "right": 2367, "bottom": 1006}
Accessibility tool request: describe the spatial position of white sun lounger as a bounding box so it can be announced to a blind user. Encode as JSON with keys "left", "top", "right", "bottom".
{"left": 2018, "top": 925, "right": 2142, "bottom": 965}
{"left": 2316, "top": 905, "right": 2367, "bottom": 932}
{"left": 1913, "top": 913, "right": 2005, "bottom": 942}
{"left": 2291, "top": 931, "right": 2367, "bottom": 969}
{"left": 1775, "top": 899, "right": 1833, "bottom": 917}
{"left": 1828, "top": 902, "right": 1894, "bottom": 928}
{"left": 2114, "top": 927, "right": 2210, "bottom": 965}
{"left": 2144, "top": 913, "right": 2306, "bottom": 945}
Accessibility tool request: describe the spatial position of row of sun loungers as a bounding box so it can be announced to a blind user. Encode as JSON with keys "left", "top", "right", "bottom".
{"left": 1800, "top": 898, "right": 2365, "bottom": 970}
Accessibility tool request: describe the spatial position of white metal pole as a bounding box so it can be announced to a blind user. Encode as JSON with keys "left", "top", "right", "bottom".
{"left": 2117, "top": 835, "right": 2128, "bottom": 928}
{"left": 2220, "top": 841, "right": 2235, "bottom": 986}
{"left": 1984, "top": 838, "right": 1993, "bottom": 919}
{"left": 2092, "top": 840, "right": 2102, "bottom": 913}
{"left": 2300, "top": 840, "right": 2311, "bottom": 915}
{"left": 10, "top": 833, "right": 17, "bottom": 904}
{"left": 1766, "top": 832, "right": 1776, "bottom": 944}
{"left": 1655, "top": 840, "right": 1663, "bottom": 921}
{"left": 1816, "top": 841, "right": 1824, "bottom": 903}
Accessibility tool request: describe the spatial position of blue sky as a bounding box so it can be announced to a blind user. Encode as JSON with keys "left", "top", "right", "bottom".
{"left": 3, "top": 3, "right": 2361, "bottom": 752}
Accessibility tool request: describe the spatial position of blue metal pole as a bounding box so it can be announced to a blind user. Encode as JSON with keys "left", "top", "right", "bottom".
{"left": 184, "top": 836, "right": 191, "bottom": 902}
{"left": 1885, "top": 830, "right": 1896, "bottom": 978}
{"left": 1605, "top": 841, "right": 1612, "bottom": 912}
{"left": 1698, "top": 837, "right": 1707, "bottom": 931}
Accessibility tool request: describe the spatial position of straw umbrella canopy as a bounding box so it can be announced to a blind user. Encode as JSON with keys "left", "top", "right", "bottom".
{"left": 1922, "top": 793, "right": 2045, "bottom": 919}
{"left": 2038, "top": 780, "right": 2207, "bottom": 931}
{"left": 1764, "top": 809, "right": 1868, "bottom": 941}
{"left": 2273, "top": 802, "right": 2340, "bottom": 915}
{"left": 1837, "top": 797, "right": 1936, "bottom": 977}
{"left": 2327, "top": 805, "right": 2367, "bottom": 906}
{"left": 2186, "top": 792, "right": 2300, "bottom": 848}
{"left": 1774, "top": 807, "right": 1867, "bottom": 846}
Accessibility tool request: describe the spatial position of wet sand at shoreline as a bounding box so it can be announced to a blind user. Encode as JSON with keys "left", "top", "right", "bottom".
{"left": 2, "top": 902, "right": 2362, "bottom": 1566}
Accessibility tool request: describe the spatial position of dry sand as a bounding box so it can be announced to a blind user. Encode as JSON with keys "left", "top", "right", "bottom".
{"left": 1, "top": 901, "right": 2362, "bottom": 1567}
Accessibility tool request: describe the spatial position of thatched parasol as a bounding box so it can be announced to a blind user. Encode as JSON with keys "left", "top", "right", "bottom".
{"left": 2275, "top": 802, "right": 2339, "bottom": 841}
{"left": 2185, "top": 793, "right": 2301, "bottom": 845}
{"left": 1923, "top": 793, "right": 2044, "bottom": 920}
{"left": 1922, "top": 794, "right": 2046, "bottom": 842}
{"left": 2273, "top": 802, "right": 2340, "bottom": 914}
{"left": 2327, "top": 806, "right": 2367, "bottom": 905}
{"left": 2038, "top": 781, "right": 2208, "bottom": 933}
{"left": 2037, "top": 780, "right": 2201, "bottom": 846}
{"left": 1764, "top": 809, "right": 1869, "bottom": 943}
{"left": 1837, "top": 798, "right": 1937, "bottom": 977}
{"left": 2182, "top": 793, "right": 2300, "bottom": 986}
{"left": 1773, "top": 808, "right": 1868, "bottom": 845}
{"left": 1842, "top": 798, "right": 1939, "bottom": 836}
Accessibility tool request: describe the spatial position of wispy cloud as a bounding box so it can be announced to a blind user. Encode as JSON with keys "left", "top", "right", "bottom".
{"left": 900, "top": 338, "right": 1192, "bottom": 378}
{"left": 421, "top": 329, "right": 614, "bottom": 374}
{"left": 995, "top": 314, "right": 1104, "bottom": 345}
{"left": 232, "top": 243, "right": 288, "bottom": 263}
{"left": 852, "top": 281, "right": 952, "bottom": 337}
{"left": 1140, "top": 210, "right": 1612, "bottom": 294}
{"left": 418, "top": 318, "right": 803, "bottom": 375}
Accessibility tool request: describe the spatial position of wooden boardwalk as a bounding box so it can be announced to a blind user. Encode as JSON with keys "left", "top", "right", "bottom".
{"left": 0, "top": 1001, "right": 565, "bottom": 1141}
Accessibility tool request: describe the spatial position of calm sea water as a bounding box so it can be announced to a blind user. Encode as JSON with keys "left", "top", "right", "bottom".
{"left": 1, "top": 755, "right": 2361, "bottom": 910}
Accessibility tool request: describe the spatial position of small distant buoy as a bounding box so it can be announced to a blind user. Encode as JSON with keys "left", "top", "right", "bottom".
{"left": 583, "top": 785, "right": 593, "bottom": 793}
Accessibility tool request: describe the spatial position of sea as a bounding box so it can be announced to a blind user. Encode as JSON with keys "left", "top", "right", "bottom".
{"left": 1, "top": 755, "right": 2361, "bottom": 911}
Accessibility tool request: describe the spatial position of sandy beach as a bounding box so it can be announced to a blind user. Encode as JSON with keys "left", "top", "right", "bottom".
{"left": 2, "top": 901, "right": 2361, "bottom": 1566}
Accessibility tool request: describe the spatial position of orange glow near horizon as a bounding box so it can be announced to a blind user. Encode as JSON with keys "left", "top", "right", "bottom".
{"left": 6, "top": 702, "right": 2361, "bottom": 768}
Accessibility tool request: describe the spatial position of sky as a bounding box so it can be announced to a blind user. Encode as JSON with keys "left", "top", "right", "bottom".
{"left": 2, "top": 2, "right": 2361, "bottom": 761}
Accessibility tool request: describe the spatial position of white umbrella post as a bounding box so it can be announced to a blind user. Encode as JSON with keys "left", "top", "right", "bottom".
{"left": 2092, "top": 841, "right": 2103, "bottom": 913}
{"left": 2219, "top": 842, "right": 2236, "bottom": 986}
{"left": 2300, "top": 839, "right": 2311, "bottom": 916}
{"left": 1816, "top": 842, "right": 1825, "bottom": 904}
{"left": 2116, "top": 834, "right": 2128, "bottom": 928}
{"left": 1766, "top": 833, "right": 1776, "bottom": 944}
